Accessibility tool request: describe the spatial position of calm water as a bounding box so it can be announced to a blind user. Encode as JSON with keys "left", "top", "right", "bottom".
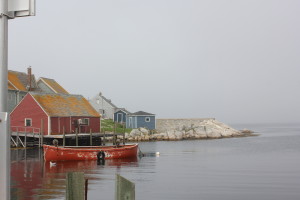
{"left": 11, "top": 123, "right": 300, "bottom": 200}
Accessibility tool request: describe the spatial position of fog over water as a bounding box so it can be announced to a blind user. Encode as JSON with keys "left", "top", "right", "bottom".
{"left": 8, "top": 0, "right": 300, "bottom": 124}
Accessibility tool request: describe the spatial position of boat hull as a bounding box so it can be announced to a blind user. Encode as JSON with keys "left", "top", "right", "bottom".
{"left": 43, "top": 144, "right": 139, "bottom": 161}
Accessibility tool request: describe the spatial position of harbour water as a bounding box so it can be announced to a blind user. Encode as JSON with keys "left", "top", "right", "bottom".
{"left": 11, "top": 123, "right": 300, "bottom": 200}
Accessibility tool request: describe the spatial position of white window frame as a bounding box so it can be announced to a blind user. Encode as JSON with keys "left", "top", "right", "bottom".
{"left": 83, "top": 118, "right": 90, "bottom": 126}
{"left": 145, "top": 117, "right": 151, "bottom": 122}
{"left": 129, "top": 117, "right": 132, "bottom": 128}
{"left": 25, "top": 118, "right": 32, "bottom": 127}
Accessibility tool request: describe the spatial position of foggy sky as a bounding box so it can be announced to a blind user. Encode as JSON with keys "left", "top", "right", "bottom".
{"left": 8, "top": 0, "right": 300, "bottom": 124}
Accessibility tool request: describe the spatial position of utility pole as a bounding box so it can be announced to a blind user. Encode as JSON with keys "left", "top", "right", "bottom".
{"left": 0, "top": 0, "right": 35, "bottom": 199}
{"left": 0, "top": 0, "right": 9, "bottom": 198}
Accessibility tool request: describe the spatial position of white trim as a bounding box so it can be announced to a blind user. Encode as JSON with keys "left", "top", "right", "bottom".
{"left": 83, "top": 118, "right": 90, "bottom": 126}
{"left": 24, "top": 118, "right": 32, "bottom": 127}
{"left": 48, "top": 116, "right": 51, "bottom": 135}
{"left": 8, "top": 80, "right": 18, "bottom": 90}
{"left": 128, "top": 117, "right": 132, "bottom": 128}
{"left": 135, "top": 117, "right": 137, "bottom": 129}
{"left": 145, "top": 117, "right": 151, "bottom": 122}
{"left": 39, "top": 78, "right": 58, "bottom": 94}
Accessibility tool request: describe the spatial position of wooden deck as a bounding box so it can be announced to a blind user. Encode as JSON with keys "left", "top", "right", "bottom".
{"left": 10, "top": 132, "right": 125, "bottom": 148}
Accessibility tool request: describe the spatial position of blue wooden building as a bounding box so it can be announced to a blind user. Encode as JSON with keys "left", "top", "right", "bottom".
{"left": 126, "top": 111, "right": 156, "bottom": 130}
{"left": 113, "top": 108, "right": 131, "bottom": 123}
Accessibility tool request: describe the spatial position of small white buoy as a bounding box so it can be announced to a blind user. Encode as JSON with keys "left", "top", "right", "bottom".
{"left": 50, "top": 161, "right": 56, "bottom": 167}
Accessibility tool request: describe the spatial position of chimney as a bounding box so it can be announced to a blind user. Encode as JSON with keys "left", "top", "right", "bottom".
{"left": 27, "top": 67, "right": 32, "bottom": 91}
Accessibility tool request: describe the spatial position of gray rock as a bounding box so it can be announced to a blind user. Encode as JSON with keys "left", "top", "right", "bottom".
{"left": 130, "top": 129, "right": 141, "bottom": 137}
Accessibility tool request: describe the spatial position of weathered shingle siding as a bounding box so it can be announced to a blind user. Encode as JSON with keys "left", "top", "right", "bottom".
{"left": 8, "top": 90, "right": 18, "bottom": 112}
{"left": 37, "top": 81, "right": 56, "bottom": 94}
{"left": 89, "top": 95, "right": 117, "bottom": 119}
{"left": 7, "top": 70, "right": 38, "bottom": 112}
{"left": 8, "top": 90, "right": 27, "bottom": 112}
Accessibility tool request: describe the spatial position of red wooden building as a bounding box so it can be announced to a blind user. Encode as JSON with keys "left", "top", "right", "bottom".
{"left": 10, "top": 93, "right": 101, "bottom": 135}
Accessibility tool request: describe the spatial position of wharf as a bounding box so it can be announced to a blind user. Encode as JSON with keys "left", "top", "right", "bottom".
{"left": 10, "top": 132, "right": 125, "bottom": 148}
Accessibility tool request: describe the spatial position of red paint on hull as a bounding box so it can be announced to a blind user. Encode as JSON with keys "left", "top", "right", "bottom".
{"left": 43, "top": 144, "right": 139, "bottom": 161}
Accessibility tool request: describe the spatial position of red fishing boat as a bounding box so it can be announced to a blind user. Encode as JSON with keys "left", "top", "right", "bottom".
{"left": 43, "top": 144, "right": 139, "bottom": 161}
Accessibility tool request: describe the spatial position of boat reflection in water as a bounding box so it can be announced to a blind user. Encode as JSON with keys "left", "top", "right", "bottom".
{"left": 11, "top": 148, "right": 139, "bottom": 200}
{"left": 44, "top": 157, "right": 139, "bottom": 175}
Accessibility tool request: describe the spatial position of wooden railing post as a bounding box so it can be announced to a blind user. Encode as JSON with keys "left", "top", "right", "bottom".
{"left": 75, "top": 128, "right": 78, "bottom": 146}
{"left": 90, "top": 129, "right": 92, "bottom": 146}
{"left": 123, "top": 122, "right": 126, "bottom": 145}
{"left": 63, "top": 126, "right": 66, "bottom": 147}
{"left": 16, "top": 131, "right": 19, "bottom": 147}
{"left": 41, "top": 119, "right": 44, "bottom": 147}
{"left": 113, "top": 123, "right": 116, "bottom": 145}
{"left": 24, "top": 131, "right": 27, "bottom": 148}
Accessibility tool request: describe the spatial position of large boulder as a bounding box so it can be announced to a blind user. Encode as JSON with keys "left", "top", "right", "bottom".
{"left": 139, "top": 128, "right": 149, "bottom": 136}
{"left": 130, "top": 129, "right": 141, "bottom": 137}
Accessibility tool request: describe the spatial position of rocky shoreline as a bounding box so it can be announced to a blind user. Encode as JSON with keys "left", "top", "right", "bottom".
{"left": 110, "top": 119, "right": 255, "bottom": 142}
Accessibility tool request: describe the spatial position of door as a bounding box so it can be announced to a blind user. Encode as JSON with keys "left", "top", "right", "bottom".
{"left": 117, "top": 113, "right": 123, "bottom": 123}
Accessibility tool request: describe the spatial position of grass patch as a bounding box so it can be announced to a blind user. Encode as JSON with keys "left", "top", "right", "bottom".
{"left": 101, "top": 119, "right": 132, "bottom": 133}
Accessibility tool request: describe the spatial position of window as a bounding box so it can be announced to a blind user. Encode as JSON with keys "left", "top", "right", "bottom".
{"left": 83, "top": 118, "right": 90, "bottom": 125}
{"left": 25, "top": 118, "right": 32, "bottom": 127}
{"left": 145, "top": 117, "right": 151, "bottom": 122}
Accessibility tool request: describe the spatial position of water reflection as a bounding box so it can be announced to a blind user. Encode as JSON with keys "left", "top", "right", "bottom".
{"left": 11, "top": 148, "right": 139, "bottom": 200}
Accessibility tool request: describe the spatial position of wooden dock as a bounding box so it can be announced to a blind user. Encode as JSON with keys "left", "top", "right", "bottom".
{"left": 10, "top": 132, "right": 126, "bottom": 148}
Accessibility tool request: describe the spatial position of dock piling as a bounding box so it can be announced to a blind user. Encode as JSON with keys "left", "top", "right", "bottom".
{"left": 66, "top": 172, "right": 85, "bottom": 200}
{"left": 115, "top": 174, "right": 135, "bottom": 200}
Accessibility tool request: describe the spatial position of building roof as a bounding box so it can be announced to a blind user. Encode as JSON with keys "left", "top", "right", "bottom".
{"left": 38, "top": 77, "right": 69, "bottom": 94}
{"left": 129, "top": 111, "right": 155, "bottom": 116}
{"left": 8, "top": 70, "right": 37, "bottom": 92}
{"left": 115, "top": 108, "right": 132, "bottom": 114}
{"left": 8, "top": 81, "right": 17, "bottom": 90}
{"left": 89, "top": 92, "right": 118, "bottom": 111}
{"left": 30, "top": 93, "right": 100, "bottom": 117}
{"left": 100, "top": 94, "right": 117, "bottom": 108}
